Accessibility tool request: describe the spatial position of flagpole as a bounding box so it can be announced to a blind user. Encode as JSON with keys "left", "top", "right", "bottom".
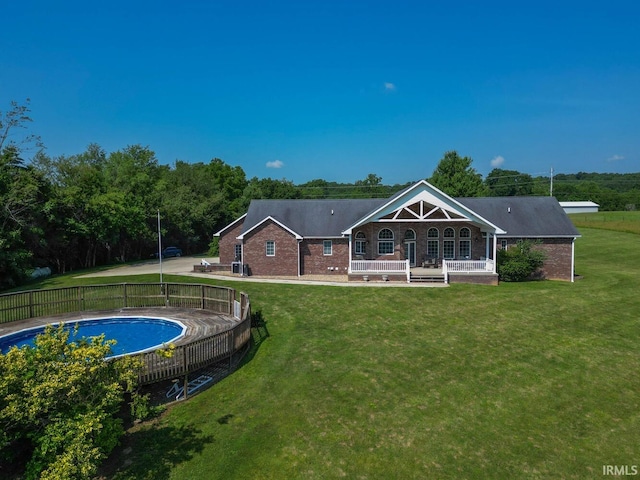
{"left": 157, "top": 210, "right": 163, "bottom": 284}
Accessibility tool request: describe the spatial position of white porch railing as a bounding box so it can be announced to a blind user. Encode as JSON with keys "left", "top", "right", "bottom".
{"left": 444, "top": 259, "right": 495, "bottom": 272}
{"left": 442, "top": 259, "right": 495, "bottom": 284}
{"left": 350, "top": 259, "right": 411, "bottom": 282}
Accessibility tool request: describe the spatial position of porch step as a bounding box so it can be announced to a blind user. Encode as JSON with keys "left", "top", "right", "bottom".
{"left": 410, "top": 274, "right": 445, "bottom": 283}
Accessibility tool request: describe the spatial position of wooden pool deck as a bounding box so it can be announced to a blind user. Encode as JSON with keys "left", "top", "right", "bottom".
{"left": 0, "top": 307, "right": 239, "bottom": 347}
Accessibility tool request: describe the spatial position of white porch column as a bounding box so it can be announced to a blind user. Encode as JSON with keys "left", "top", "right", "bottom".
{"left": 485, "top": 233, "right": 490, "bottom": 260}
{"left": 571, "top": 238, "right": 575, "bottom": 283}
{"left": 297, "top": 239, "right": 301, "bottom": 277}
{"left": 347, "top": 234, "right": 353, "bottom": 274}
{"left": 492, "top": 234, "right": 498, "bottom": 274}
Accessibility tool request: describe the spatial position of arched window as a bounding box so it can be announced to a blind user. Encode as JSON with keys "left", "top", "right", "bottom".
{"left": 443, "top": 228, "right": 455, "bottom": 259}
{"left": 404, "top": 229, "right": 416, "bottom": 240}
{"left": 459, "top": 227, "right": 471, "bottom": 259}
{"left": 354, "top": 231, "right": 366, "bottom": 255}
{"left": 427, "top": 228, "right": 439, "bottom": 238}
{"left": 378, "top": 228, "right": 394, "bottom": 255}
{"left": 378, "top": 229, "right": 394, "bottom": 239}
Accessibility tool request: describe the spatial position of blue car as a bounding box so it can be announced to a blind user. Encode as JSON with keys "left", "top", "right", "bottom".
{"left": 154, "top": 246, "right": 183, "bottom": 258}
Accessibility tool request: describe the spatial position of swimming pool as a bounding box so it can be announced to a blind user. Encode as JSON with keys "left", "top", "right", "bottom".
{"left": 0, "top": 317, "right": 187, "bottom": 358}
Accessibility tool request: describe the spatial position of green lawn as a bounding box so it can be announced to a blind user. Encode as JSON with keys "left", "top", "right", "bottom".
{"left": 570, "top": 210, "right": 640, "bottom": 235}
{"left": 11, "top": 224, "right": 640, "bottom": 479}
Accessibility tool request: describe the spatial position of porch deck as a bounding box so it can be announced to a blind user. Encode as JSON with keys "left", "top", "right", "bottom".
{"left": 349, "top": 259, "right": 497, "bottom": 284}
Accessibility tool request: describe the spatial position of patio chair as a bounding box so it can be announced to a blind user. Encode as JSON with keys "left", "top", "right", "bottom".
{"left": 422, "top": 256, "right": 438, "bottom": 268}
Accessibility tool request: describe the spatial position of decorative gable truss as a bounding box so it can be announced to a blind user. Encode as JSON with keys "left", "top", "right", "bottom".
{"left": 380, "top": 199, "right": 467, "bottom": 221}
{"left": 343, "top": 181, "right": 504, "bottom": 234}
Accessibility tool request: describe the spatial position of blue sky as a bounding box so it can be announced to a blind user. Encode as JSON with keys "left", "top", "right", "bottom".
{"left": 2, "top": 0, "right": 638, "bottom": 185}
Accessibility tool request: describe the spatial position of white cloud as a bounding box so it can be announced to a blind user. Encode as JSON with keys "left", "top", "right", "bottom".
{"left": 490, "top": 155, "right": 505, "bottom": 168}
{"left": 384, "top": 82, "right": 396, "bottom": 91}
{"left": 266, "top": 159, "right": 284, "bottom": 169}
{"left": 606, "top": 154, "right": 624, "bottom": 163}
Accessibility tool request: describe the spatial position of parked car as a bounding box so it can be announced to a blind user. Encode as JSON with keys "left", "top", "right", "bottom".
{"left": 153, "top": 246, "right": 183, "bottom": 258}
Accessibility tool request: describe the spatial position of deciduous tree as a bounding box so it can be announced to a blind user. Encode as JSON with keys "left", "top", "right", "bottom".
{"left": 485, "top": 168, "right": 534, "bottom": 196}
{"left": 429, "top": 151, "right": 487, "bottom": 197}
{"left": 0, "top": 101, "right": 47, "bottom": 288}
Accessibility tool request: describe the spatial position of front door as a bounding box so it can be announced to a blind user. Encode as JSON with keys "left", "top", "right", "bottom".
{"left": 404, "top": 241, "right": 416, "bottom": 267}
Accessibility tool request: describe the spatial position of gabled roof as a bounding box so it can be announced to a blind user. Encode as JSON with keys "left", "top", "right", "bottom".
{"left": 238, "top": 215, "right": 303, "bottom": 240}
{"left": 225, "top": 181, "right": 580, "bottom": 240}
{"left": 240, "top": 198, "right": 386, "bottom": 238}
{"left": 214, "top": 213, "right": 246, "bottom": 237}
{"left": 342, "top": 180, "right": 505, "bottom": 234}
{"left": 458, "top": 196, "right": 581, "bottom": 237}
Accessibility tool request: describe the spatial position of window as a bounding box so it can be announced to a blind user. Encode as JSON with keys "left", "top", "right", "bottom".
{"left": 459, "top": 240, "right": 471, "bottom": 259}
{"left": 379, "top": 228, "right": 394, "bottom": 239}
{"left": 354, "top": 232, "right": 366, "bottom": 255}
{"left": 404, "top": 229, "right": 416, "bottom": 240}
{"left": 378, "top": 228, "right": 394, "bottom": 255}
{"left": 427, "top": 240, "right": 439, "bottom": 258}
{"left": 234, "top": 244, "right": 242, "bottom": 261}
{"left": 459, "top": 227, "right": 471, "bottom": 259}
{"left": 443, "top": 240, "right": 455, "bottom": 259}
{"left": 323, "top": 240, "right": 332, "bottom": 256}
{"left": 427, "top": 228, "right": 439, "bottom": 258}
{"left": 265, "top": 240, "right": 275, "bottom": 256}
{"left": 443, "top": 228, "right": 455, "bottom": 258}
{"left": 501, "top": 239, "right": 508, "bottom": 250}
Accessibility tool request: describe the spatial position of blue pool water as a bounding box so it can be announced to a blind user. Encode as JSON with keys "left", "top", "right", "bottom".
{"left": 0, "top": 317, "right": 186, "bottom": 357}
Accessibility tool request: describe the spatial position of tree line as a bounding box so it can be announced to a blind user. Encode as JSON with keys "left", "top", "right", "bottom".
{"left": 1, "top": 101, "right": 638, "bottom": 290}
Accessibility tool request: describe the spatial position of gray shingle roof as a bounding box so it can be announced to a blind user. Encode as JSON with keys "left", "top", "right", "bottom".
{"left": 242, "top": 198, "right": 387, "bottom": 237}
{"left": 240, "top": 195, "right": 580, "bottom": 238}
{"left": 457, "top": 196, "right": 580, "bottom": 237}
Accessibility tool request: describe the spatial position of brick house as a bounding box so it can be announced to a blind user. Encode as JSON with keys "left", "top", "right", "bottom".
{"left": 215, "top": 180, "right": 581, "bottom": 284}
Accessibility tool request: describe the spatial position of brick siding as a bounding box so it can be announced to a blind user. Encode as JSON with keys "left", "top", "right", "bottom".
{"left": 497, "top": 237, "right": 574, "bottom": 281}
{"left": 533, "top": 238, "right": 574, "bottom": 281}
{"left": 300, "top": 238, "right": 350, "bottom": 275}
{"left": 242, "top": 220, "right": 299, "bottom": 276}
{"left": 219, "top": 217, "right": 575, "bottom": 281}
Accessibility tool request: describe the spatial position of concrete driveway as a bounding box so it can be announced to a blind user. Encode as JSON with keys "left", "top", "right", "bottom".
{"left": 78, "top": 256, "right": 216, "bottom": 278}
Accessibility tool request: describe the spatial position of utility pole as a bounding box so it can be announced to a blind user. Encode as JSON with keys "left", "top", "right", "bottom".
{"left": 157, "top": 210, "right": 163, "bottom": 284}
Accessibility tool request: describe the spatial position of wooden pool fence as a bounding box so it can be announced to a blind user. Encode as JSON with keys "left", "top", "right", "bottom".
{"left": 0, "top": 283, "right": 252, "bottom": 384}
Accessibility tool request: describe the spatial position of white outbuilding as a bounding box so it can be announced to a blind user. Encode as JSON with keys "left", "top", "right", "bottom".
{"left": 559, "top": 201, "right": 600, "bottom": 214}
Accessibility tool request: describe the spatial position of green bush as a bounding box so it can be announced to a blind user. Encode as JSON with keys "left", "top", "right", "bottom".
{"left": 497, "top": 240, "right": 546, "bottom": 282}
{"left": 0, "top": 324, "right": 143, "bottom": 479}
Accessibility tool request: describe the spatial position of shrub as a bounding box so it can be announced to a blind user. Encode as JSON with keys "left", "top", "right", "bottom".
{"left": 0, "top": 324, "right": 143, "bottom": 479}
{"left": 497, "top": 240, "right": 546, "bottom": 282}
